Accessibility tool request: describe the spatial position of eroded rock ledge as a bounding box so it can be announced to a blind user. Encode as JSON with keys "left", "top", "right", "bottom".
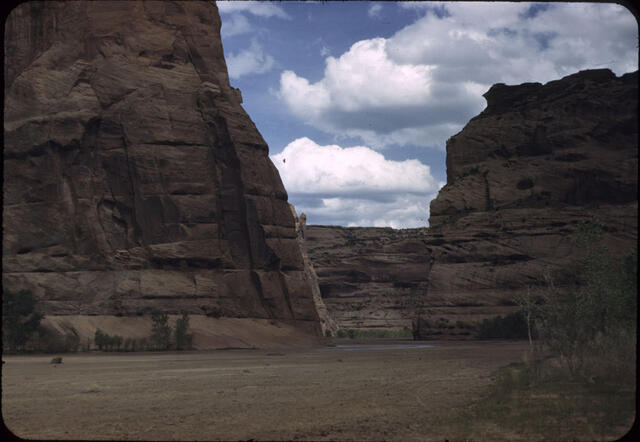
{"left": 303, "top": 69, "right": 638, "bottom": 338}
{"left": 3, "top": 1, "right": 321, "bottom": 348}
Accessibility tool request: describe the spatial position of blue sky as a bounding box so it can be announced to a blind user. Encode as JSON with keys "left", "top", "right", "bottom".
{"left": 218, "top": 1, "right": 638, "bottom": 228}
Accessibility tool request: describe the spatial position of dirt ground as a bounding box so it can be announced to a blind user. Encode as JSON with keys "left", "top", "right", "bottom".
{"left": 2, "top": 340, "right": 528, "bottom": 441}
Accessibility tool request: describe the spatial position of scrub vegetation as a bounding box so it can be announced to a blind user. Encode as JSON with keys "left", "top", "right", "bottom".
{"left": 450, "top": 221, "right": 637, "bottom": 439}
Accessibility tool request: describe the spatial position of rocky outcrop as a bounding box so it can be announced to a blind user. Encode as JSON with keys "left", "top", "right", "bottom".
{"left": 3, "top": 1, "right": 321, "bottom": 348}
{"left": 290, "top": 207, "right": 339, "bottom": 336}
{"left": 303, "top": 226, "right": 432, "bottom": 331}
{"left": 303, "top": 69, "right": 638, "bottom": 338}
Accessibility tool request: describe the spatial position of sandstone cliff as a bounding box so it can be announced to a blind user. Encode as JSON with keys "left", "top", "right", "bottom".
{"left": 303, "top": 226, "right": 431, "bottom": 332}
{"left": 303, "top": 69, "right": 638, "bottom": 338}
{"left": 3, "top": 1, "right": 321, "bottom": 348}
{"left": 290, "top": 207, "right": 339, "bottom": 336}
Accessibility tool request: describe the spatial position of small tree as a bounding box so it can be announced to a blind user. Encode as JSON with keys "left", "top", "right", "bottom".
{"left": 151, "top": 312, "right": 172, "bottom": 350}
{"left": 113, "top": 335, "right": 123, "bottom": 351}
{"left": 174, "top": 312, "right": 193, "bottom": 350}
{"left": 95, "top": 329, "right": 106, "bottom": 351}
{"left": 2, "top": 289, "right": 44, "bottom": 352}
{"left": 532, "top": 221, "right": 637, "bottom": 380}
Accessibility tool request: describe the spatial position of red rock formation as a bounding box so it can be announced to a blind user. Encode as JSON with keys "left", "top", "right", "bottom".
{"left": 303, "top": 69, "right": 638, "bottom": 338}
{"left": 3, "top": 1, "right": 321, "bottom": 348}
{"left": 290, "top": 206, "right": 339, "bottom": 336}
{"left": 426, "top": 69, "right": 637, "bottom": 333}
{"left": 303, "top": 226, "right": 431, "bottom": 332}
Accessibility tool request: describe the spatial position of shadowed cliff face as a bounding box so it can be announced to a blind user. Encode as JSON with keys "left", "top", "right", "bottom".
{"left": 303, "top": 69, "right": 638, "bottom": 338}
{"left": 3, "top": 1, "right": 321, "bottom": 345}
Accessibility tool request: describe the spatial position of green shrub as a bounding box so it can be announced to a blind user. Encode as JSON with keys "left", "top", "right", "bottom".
{"left": 151, "top": 312, "right": 172, "bottom": 350}
{"left": 94, "top": 329, "right": 123, "bottom": 351}
{"left": 174, "top": 312, "right": 193, "bottom": 350}
{"left": 94, "top": 329, "right": 107, "bottom": 351}
{"left": 530, "top": 222, "right": 636, "bottom": 381}
{"left": 113, "top": 335, "right": 123, "bottom": 351}
{"left": 477, "top": 311, "right": 531, "bottom": 339}
{"left": 2, "top": 289, "right": 44, "bottom": 352}
{"left": 36, "top": 327, "right": 80, "bottom": 353}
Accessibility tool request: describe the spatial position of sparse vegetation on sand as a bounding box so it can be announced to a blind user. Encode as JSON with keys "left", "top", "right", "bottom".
{"left": 448, "top": 360, "right": 635, "bottom": 440}
{"left": 447, "top": 221, "right": 637, "bottom": 440}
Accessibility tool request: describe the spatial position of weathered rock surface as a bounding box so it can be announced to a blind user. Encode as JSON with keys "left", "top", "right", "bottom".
{"left": 303, "top": 226, "right": 431, "bottom": 332}
{"left": 3, "top": 1, "right": 321, "bottom": 347}
{"left": 290, "top": 207, "right": 339, "bottom": 336}
{"left": 303, "top": 69, "right": 638, "bottom": 338}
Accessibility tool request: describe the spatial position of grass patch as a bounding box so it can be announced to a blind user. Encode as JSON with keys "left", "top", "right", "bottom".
{"left": 446, "top": 361, "right": 636, "bottom": 441}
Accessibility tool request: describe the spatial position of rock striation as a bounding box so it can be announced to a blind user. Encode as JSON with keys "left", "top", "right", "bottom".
{"left": 303, "top": 226, "right": 431, "bottom": 332}
{"left": 303, "top": 69, "right": 638, "bottom": 338}
{"left": 290, "top": 207, "right": 339, "bottom": 336}
{"left": 3, "top": 1, "right": 321, "bottom": 348}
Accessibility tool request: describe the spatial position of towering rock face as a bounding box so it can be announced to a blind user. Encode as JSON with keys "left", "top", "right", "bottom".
{"left": 303, "top": 69, "right": 638, "bottom": 338}
{"left": 3, "top": 1, "right": 321, "bottom": 348}
{"left": 426, "top": 69, "right": 637, "bottom": 323}
{"left": 303, "top": 227, "right": 431, "bottom": 332}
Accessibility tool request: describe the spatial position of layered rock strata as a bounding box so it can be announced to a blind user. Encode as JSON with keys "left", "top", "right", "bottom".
{"left": 290, "top": 207, "right": 339, "bottom": 336}
{"left": 303, "top": 226, "right": 431, "bottom": 332}
{"left": 303, "top": 69, "right": 638, "bottom": 338}
{"left": 3, "top": 1, "right": 321, "bottom": 348}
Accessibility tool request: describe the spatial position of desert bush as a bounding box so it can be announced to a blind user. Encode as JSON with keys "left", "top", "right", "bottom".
{"left": 477, "top": 311, "right": 530, "bottom": 339}
{"left": 94, "top": 329, "right": 124, "bottom": 351}
{"left": 2, "top": 289, "right": 44, "bottom": 352}
{"left": 530, "top": 222, "right": 636, "bottom": 382}
{"left": 151, "top": 312, "right": 172, "bottom": 350}
{"left": 36, "top": 327, "right": 80, "bottom": 353}
{"left": 113, "top": 335, "right": 123, "bottom": 351}
{"left": 174, "top": 312, "right": 193, "bottom": 350}
{"left": 94, "top": 329, "right": 107, "bottom": 351}
{"left": 138, "top": 338, "right": 148, "bottom": 351}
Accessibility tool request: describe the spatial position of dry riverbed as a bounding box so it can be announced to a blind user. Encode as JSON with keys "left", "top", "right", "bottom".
{"left": 2, "top": 340, "right": 529, "bottom": 440}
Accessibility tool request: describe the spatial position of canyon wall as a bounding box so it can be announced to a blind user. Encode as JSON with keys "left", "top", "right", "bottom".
{"left": 3, "top": 1, "right": 322, "bottom": 348}
{"left": 303, "top": 69, "right": 638, "bottom": 338}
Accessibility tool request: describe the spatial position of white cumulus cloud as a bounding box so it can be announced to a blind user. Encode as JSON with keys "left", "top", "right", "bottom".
{"left": 278, "top": 2, "right": 638, "bottom": 149}
{"left": 218, "top": 1, "right": 291, "bottom": 20}
{"left": 227, "top": 40, "right": 275, "bottom": 79}
{"left": 272, "top": 137, "right": 444, "bottom": 227}
{"left": 220, "top": 13, "right": 251, "bottom": 38}
{"left": 368, "top": 3, "right": 383, "bottom": 18}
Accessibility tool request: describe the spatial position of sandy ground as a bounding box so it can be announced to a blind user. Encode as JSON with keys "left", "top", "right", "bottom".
{"left": 2, "top": 340, "right": 528, "bottom": 441}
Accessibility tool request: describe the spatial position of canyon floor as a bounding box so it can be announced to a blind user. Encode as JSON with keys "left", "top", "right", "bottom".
{"left": 1, "top": 339, "right": 621, "bottom": 441}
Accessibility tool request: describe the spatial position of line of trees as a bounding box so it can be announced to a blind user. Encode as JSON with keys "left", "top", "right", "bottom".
{"left": 2, "top": 290, "right": 194, "bottom": 353}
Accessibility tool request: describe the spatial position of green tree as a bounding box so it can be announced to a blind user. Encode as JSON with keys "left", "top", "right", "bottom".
{"left": 2, "top": 289, "right": 44, "bottom": 352}
{"left": 151, "top": 312, "right": 172, "bottom": 350}
{"left": 532, "top": 222, "right": 637, "bottom": 380}
{"left": 174, "top": 312, "right": 193, "bottom": 350}
{"left": 95, "top": 329, "right": 106, "bottom": 351}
